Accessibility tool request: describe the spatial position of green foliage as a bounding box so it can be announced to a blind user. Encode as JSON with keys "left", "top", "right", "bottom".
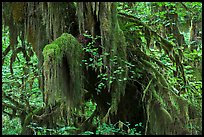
{"left": 27, "top": 123, "right": 79, "bottom": 135}
{"left": 84, "top": 100, "right": 97, "bottom": 118}
{"left": 20, "top": 99, "right": 142, "bottom": 135}
{"left": 2, "top": 26, "right": 43, "bottom": 135}
{"left": 96, "top": 122, "right": 143, "bottom": 135}
{"left": 2, "top": 116, "right": 22, "bottom": 135}
{"left": 2, "top": 2, "right": 202, "bottom": 135}
{"left": 82, "top": 34, "right": 138, "bottom": 94}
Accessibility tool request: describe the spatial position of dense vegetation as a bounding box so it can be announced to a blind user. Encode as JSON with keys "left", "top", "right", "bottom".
{"left": 2, "top": 2, "right": 202, "bottom": 135}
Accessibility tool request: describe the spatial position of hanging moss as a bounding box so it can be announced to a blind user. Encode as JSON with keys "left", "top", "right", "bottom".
{"left": 76, "top": 2, "right": 128, "bottom": 116}
{"left": 3, "top": 2, "right": 202, "bottom": 135}
{"left": 134, "top": 57, "right": 202, "bottom": 134}
{"left": 43, "top": 33, "right": 83, "bottom": 108}
{"left": 141, "top": 63, "right": 201, "bottom": 134}
{"left": 11, "top": 2, "right": 26, "bottom": 24}
{"left": 99, "top": 3, "right": 128, "bottom": 115}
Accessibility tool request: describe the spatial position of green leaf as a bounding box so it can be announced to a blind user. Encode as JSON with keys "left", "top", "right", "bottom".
{"left": 109, "top": 80, "right": 113, "bottom": 84}
{"left": 89, "top": 58, "right": 93, "bottom": 61}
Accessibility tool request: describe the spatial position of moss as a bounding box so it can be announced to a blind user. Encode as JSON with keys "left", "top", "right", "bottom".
{"left": 144, "top": 76, "right": 201, "bottom": 135}
{"left": 76, "top": 2, "right": 128, "bottom": 115}
{"left": 43, "top": 33, "right": 83, "bottom": 108}
{"left": 43, "top": 43, "right": 61, "bottom": 61}
{"left": 26, "top": 26, "right": 37, "bottom": 53}
{"left": 11, "top": 2, "right": 26, "bottom": 23}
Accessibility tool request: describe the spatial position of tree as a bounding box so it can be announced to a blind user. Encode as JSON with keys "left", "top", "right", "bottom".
{"left": 2, "top": 2, "right": 202, "bottom": 135}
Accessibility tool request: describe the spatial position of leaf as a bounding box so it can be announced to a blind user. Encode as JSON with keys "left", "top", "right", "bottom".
{"left": 109, "top": 80, "right": 113, "bottom": 84}
{"left": 89, "top": 58, "right": 93, "bottom": 61}
{"left": 81, "top": 131, "right": 94, "bottom": 135}
{"left": 124, "top": 22, "right": 136, "bottom": 29}
{"left": 165, "top": 22, "right": 171, "bottom": 27}
{"left": 127, "top": 128, "right": 131, "bottom": 134}
{"left": 118, "top": 121, "right": 123, "bottom": 129}
{"left": 104, "top": 52, "right": 110, "bottom": 56}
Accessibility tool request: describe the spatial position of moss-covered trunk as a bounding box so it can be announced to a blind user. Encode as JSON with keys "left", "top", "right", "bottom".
{"left": 76, "top": 2, "right": 129, "bottom": 118}
{"left": 2, "top": 2, "right": 79, "bottom": 133}
{"left": 2, "top": 2, "right": 202, "bottom": 135}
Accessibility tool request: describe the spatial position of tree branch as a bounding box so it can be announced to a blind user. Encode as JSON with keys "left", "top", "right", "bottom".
{"left": 179, "top": 2, "right": 193, "bottom": 13}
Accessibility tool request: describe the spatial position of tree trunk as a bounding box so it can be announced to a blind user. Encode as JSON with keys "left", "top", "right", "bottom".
{"left": 2, "top": 2, "right": 202, "bottom": 135}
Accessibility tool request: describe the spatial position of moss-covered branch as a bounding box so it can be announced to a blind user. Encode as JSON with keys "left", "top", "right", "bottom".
{"left": 118, "top": 12, "right": 186, "bottom": 85}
